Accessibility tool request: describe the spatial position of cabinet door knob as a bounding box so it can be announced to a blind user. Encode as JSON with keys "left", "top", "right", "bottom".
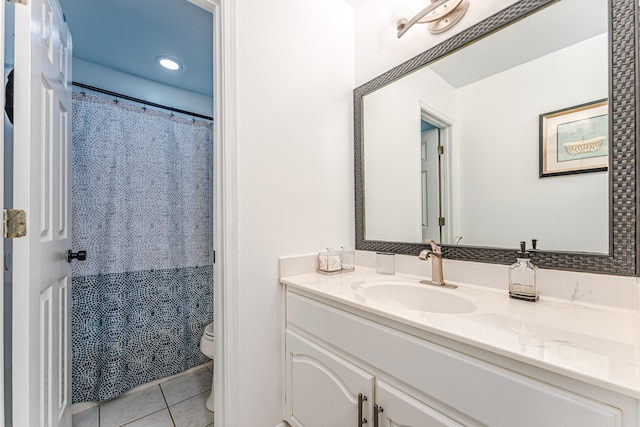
{"left": 67, "top": 250, "right": 87, "bottom": 262}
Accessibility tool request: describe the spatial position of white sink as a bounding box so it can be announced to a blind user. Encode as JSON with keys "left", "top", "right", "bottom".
{"left": 361, "top": 282, "right": 477, "bottom": 314}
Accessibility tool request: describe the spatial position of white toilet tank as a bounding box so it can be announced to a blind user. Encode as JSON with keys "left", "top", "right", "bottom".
{"left": 200, "top": 322, "right": 215, "bottom": 359}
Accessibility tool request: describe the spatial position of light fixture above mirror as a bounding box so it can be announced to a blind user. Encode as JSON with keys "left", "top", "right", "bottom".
{"left": 396, "top": 0, "right": 470, "bottom": 38}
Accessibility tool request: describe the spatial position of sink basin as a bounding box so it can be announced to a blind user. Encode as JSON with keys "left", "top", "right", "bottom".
{"left": 362, "top": 283, "right": 476, "bottom": 314}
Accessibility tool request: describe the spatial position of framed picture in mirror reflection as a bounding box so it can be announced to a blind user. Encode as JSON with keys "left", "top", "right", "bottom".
{"left": 539, "top": 99, "right": 609, "bottom": 177}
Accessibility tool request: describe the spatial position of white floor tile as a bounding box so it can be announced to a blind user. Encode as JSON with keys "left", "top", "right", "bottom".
{"left": 72, "top": 405, "right": 99, "bottom": 427}
{"left": 121, "top": 408, "right": 174, "bottom": 427}
{"left": 161, "top": 366, "right": 212, "bottom": 406}
{"left": 169, "top": 391, "right": 214, "bottom": 427}
{"left": 99, "top": 385, "right": 167, "bottom": 427}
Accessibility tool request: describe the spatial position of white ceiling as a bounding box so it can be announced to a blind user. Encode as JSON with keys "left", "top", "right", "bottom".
{"left": 58, "top": 0, "right": 214, "bottom": 97}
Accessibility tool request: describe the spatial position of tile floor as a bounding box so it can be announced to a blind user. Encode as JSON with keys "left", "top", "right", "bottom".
{"left": 72, "top": 362, "right": 214, "bottom": 427}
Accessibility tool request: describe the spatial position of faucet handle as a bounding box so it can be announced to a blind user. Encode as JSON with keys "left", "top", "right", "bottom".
{"left": 418, "top": 249, "right": 430, "bottom": 260}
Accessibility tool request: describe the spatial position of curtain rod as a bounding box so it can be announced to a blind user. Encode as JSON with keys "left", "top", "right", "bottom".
{"left": 72, "top": 82, "right": 214, "bottom": 122}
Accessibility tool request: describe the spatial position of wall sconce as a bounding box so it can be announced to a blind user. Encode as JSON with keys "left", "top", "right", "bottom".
{"left": 396, "top": 0, "right": 469, "bottom": 38}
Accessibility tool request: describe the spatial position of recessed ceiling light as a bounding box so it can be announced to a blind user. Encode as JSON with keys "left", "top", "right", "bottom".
{"left": 157, "top": 56, "right": 182, "bottom": 71}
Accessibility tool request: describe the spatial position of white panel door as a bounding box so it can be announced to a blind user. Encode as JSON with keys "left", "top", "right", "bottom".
{"left": 13, "top": 0, "right": 72, "bottom": 424}
{"left": 286, "top": 330, "right": 374, "bottom": 427}
{"left": 0, "top": 1, "right": 5, "bottom": 425}
{"left": 376, "top": 380, "right": 463, "bottom": 427}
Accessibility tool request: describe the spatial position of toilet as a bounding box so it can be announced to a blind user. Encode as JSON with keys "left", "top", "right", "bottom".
{"left": 199, "top": 322, "right": 215, "bottom": 411}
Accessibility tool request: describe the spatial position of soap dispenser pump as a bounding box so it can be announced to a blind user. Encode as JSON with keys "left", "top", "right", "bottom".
{"left": 508, "top": 241, "right": 539, "bottom": 302}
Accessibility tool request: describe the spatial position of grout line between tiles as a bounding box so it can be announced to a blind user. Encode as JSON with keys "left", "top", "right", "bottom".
{"left": 160, "top": 370, "right": 214, "bottom": 409}
{"left": 119, "top": 408, "right": 169, "bottom": 427}
{"left": 84, "top": 364, "right": 211, "bottom": 427}
{"left": 158, "top": 383, "right": 177, "bottom": 427}
{"left": 113, "top": 386, "right": 167, "bottom": 427}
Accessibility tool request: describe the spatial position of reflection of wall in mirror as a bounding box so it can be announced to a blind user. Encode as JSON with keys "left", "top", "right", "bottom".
{"left": 456, "top": 33, "right": 608, "bottom": 252}
{"left": 363, "top": 67, "right": 454, "bottom": 242}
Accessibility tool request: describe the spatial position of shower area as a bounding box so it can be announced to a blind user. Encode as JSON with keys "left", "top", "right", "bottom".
{"left": 70, "top": 90, "right": 214, "bottom": 403}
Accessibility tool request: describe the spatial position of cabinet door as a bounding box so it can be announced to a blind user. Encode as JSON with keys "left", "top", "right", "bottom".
{"left": 286, "top": 330, "right": 374, "bottom": 427}
{"left": 376, "top": 380, "right": 463, "bottom": 427}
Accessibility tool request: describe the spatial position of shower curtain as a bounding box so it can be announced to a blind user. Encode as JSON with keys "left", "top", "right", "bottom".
{"left": 70, "top": 93, "right": 214, "bottom": 403}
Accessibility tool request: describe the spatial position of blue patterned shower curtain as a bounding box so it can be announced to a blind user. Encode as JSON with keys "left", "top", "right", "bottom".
{"left": 70, "top": 93, "right": 214, "bottom": 403}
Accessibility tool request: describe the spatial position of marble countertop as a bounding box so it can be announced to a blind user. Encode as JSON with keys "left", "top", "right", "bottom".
{"left": 280, "top": 268, "right": 640, "bottom": 399}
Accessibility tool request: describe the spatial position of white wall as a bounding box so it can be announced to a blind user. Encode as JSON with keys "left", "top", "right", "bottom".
{"left": 228, "top": 0, "right": 622, "bottom": 424}
{"left": 73, "top": 58, "right": 213, "bottom": 118}
{"left": 234, "top": 0, "right": 355, "bottom": 425}
{"left": 456, "top": 34, "right": 608, "bottom": 252}
{"left": 363, "top": 67, "right": 454, "bottom": 242}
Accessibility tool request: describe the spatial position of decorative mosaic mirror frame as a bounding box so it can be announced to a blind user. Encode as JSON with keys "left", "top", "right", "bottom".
{"left": 354, "top": 0, "right": 639, "bottom": 275}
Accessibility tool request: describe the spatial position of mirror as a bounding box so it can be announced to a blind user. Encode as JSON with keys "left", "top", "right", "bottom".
{"left": 363, "top": 0, "right": 608, "bottom": 252}
{"left": 354, "top": 0, "right": 639, "bottom": 275}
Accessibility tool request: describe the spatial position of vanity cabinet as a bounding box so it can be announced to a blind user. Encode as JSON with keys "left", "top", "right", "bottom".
{"left": 375, "top": 379, "right": 463, "bottom": 427}
{"left": 286, "top": 330, "right": 460, "bottom": 427}
{"left": 284, "top": 288, "right": 632, "bottom": 427}
{"left": 286, "top": 330, "right": 374, "bottom": 427}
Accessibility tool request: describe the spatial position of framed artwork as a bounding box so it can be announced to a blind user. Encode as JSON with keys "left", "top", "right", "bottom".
{"left": 539, "top": 99, "right": 609, "bottom": 177}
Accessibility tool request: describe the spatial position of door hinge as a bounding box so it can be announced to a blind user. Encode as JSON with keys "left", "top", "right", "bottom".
{"left": 4, "top": 209, "right": 27, "bottom": 238}
{"left": 213, "top": 250, "right": 216, "bottom": 264}
{"left": 8, "top": 0, "right": 27, "bottom": 4}
{"left": 437, "top": 146, "right": 444, "bottom": 155}
{"left": 438, "top": 217, "right": 445, "bottom": 227}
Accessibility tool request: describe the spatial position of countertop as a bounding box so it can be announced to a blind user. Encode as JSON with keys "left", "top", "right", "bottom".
{"left": 280, "top": 268, "right": 640, "bottom": 399}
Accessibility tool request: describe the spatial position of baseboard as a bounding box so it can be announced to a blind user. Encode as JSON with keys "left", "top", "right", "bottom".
{"left": 71, "top": 401, "right": 98, "bottom": 414}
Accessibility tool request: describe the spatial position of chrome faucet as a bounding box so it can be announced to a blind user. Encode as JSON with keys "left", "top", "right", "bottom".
{"left": 418, "top": 240, "right": 457, "bottom": 289}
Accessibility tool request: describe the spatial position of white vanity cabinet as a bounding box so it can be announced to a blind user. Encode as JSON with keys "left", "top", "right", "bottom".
{"left": 286, "top": 330, "right": 461, "bottom": 427}
{"left": 374, "top": 379, "right": 464, "bottom": 427}
{"left": 284, "top": 287, "right": 635, "bottom": 427}
{"left": 286, "top": 330, "right": 374, "bottom": 427}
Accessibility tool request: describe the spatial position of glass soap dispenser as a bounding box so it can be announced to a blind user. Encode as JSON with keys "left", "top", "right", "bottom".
{"left": 508, "top": 241, "right": 539, "bottom": 302}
